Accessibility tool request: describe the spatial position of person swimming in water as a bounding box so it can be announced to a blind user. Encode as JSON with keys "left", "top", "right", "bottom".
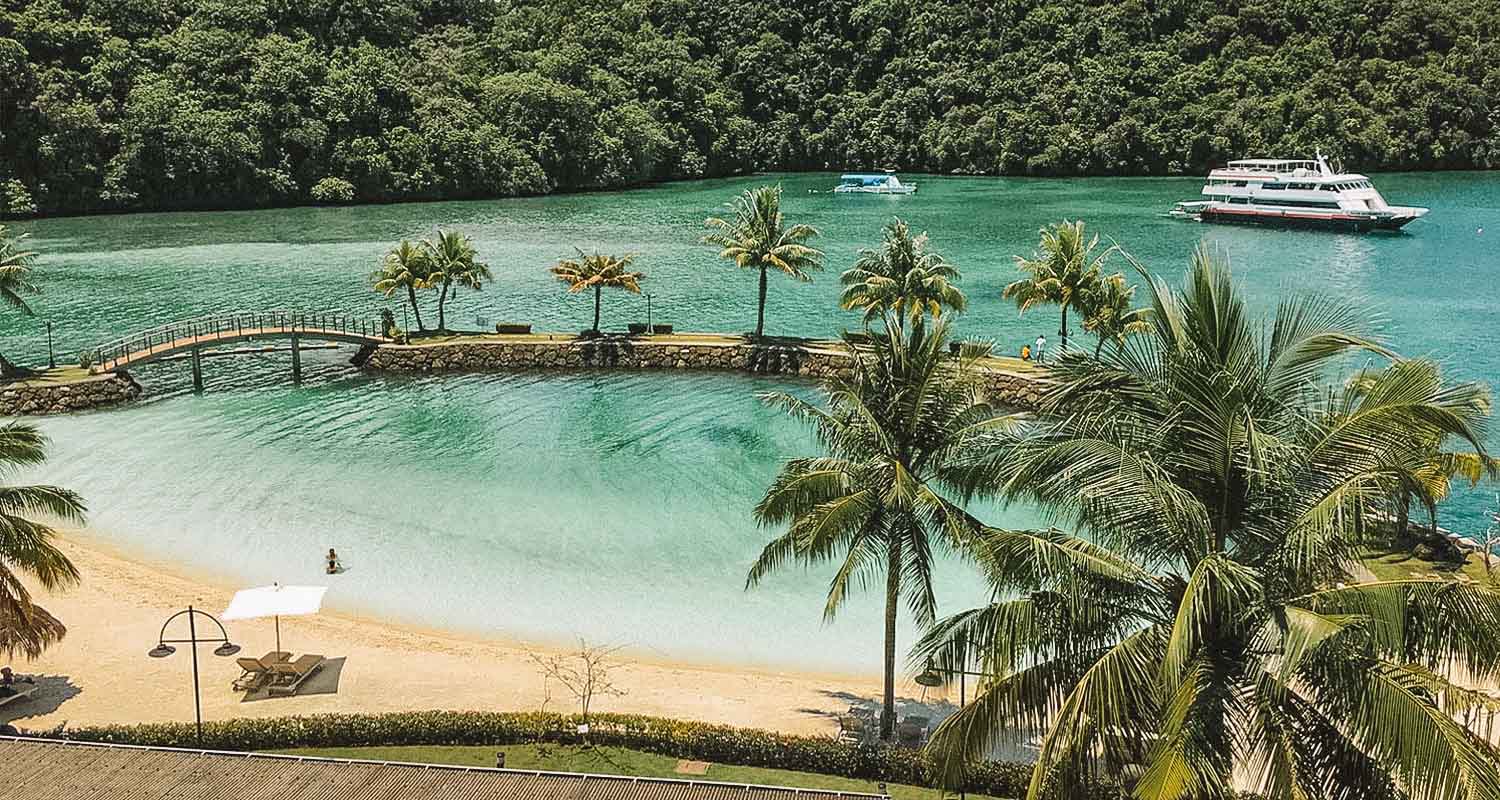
{"left": 326, "top": 548, "right": 340, "bottom": 575}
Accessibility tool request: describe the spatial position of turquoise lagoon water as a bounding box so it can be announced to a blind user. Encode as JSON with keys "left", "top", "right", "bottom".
{"left": 6, "top": 171, "right": 1500, "bottom": 671}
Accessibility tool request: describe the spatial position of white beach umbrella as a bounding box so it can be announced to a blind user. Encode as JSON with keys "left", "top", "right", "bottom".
{"left": 221, "top": 583, "right": 327, "bottom": 654}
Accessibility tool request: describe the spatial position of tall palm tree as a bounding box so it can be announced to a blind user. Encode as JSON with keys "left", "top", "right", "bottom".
{"left": 370, "top": 239, "right": 432, "bottom": 332}
{"left": 550, "top": 251, "right": 645, "bottom": 335}
{"left": 424, "top": 229, "right": 489, "bottom": 332}
{"left": 840, "top": 218, "right": 966, "bottom": 329}
{"left": 0, "top": 423, "right": 86, "bottom": 660}
{"left": 750, "top": 318, "right": 1009, "bottom": 740}
{"left": 1003, "top": 220, "right": 1111, "bottom": 348}
{"left": 702, "top": 185, "right": 823, "bottom": 339}
{"left": 1081, "top": 272, "right": 1151, "bottom": 357}
{"left": 0, "top": 225, "right": 41, "bottom": 379}
{"left": 918, "top": 246, "right": 1500, "bottom": 800}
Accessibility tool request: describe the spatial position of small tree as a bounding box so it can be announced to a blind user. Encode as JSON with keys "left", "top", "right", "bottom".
{"left": 371, "top": 240, "right": 433, "bottom": 332}
{"left": 1003, "top": 219, "right": 1111, "bottom": 348}
{"left": 702, "top": 185, "right": 823, "bottom": 339}
{"left": 550, "top": 251, "right": 644, "bottom": 335}
{"left": 0, "top": 224, "right": 41, "bottom": 379}
{"left": 529, "top": 639, "right": 628, "bottom": 738}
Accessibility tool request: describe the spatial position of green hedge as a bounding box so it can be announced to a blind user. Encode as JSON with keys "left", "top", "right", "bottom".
{"left": 64, "top": 710, "right": 1098, "bottom": 798}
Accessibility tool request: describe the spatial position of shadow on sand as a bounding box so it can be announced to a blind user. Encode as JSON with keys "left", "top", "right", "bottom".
{"left": 0, "top": 674, "right": 82, "bottom": 727}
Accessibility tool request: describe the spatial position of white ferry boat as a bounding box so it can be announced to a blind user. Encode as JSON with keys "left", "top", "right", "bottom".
{"left": 1170, "top": 155, "right": 1427, "bottom": 232}
{"left": 833, "top": 172, "right": 916, "bottom": 194}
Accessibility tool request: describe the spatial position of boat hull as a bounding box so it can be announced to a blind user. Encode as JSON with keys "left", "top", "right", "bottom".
{"left": 1200, "top": 206, "right": 1420, "bottom": 232}
{"left": 832, "top": 187, "right": 916, "bottom": 195}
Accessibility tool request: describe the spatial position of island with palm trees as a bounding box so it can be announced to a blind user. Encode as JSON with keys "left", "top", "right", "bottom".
{"left": 3, "top": 181, "right": 1499, "bottom": 800}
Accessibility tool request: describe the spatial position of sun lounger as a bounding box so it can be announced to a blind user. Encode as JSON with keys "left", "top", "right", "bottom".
{"left": 267, "top": 654, "right": 326, "bottom": 697}
{"left": 232, "top": 652, "right": 292, "bottom": 692}
{"left": 837, "top": 713, "right": 866, "bottom": 744}
{"left": 896, "top": 716, "right": 929, "bottom": 747}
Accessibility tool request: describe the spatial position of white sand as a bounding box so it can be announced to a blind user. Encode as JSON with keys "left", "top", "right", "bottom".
{"left": 6, "top": 531, "right": 926, "bottom": 735}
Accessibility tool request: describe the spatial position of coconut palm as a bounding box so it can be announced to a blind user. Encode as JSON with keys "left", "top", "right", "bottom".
{"left": 1081, "top": 272, "right": 1151, "bottom": 357}
{"left": 918, "top": 246, "right": 1500, "bottom": 800}
{"left": 702, "top": 185, "right": 823, "bottom": 339}
{"left": 550, "top": 251, "right": 645, "bottom": 335}
{"left": 370, "top": 239, "right": 432, "bottom": 332}
{"left": 1003, "top": 220, "right": 1111, "bottom": 348}
{"left": 424, "top": 229, "right": 489, "bottom": 331}
{"left": 750, "top": 318, "right": 1010, "bottom": 740}
{"left": 0, "top": 225, "right": 41, "bottom": 379}
{"left": 0, "top": 423, "right": 86, "bottom": 660}
{"left": 1350, "top": 365, "right": 1500, "bottom": 542}
{"left": 840, "top": 218, "right": 966, "bottom": 329}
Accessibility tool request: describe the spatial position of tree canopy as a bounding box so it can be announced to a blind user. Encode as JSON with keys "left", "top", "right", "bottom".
{"left": 3, "top": 0, "right": 1498, "bottom": 216}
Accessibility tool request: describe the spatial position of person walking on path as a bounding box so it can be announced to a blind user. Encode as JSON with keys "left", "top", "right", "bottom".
{"left": 1034, "top": 334, "right": 1047, "bottom": 364}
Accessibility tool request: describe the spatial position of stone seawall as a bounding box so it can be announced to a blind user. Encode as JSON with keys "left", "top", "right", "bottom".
{"left": 0, "top": 372, "right": 142, "bottom": 416}
{"left": 363, "top": 336, "right": 1047, "bottom": 409}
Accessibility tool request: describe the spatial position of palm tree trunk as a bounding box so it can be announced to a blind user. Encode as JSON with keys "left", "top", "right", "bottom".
{"left": 1094, "top": 337, "right": 1104, "bottom": 358}
{"left": 755, "top": 266, "right": 768, "bottom": 339}
{"left": 437, "top": 281, "right": 450, "bottom": 331}
{"left": 1059, "top": 304, "right": 1069, "bottom": 347}
{"left": 593, "top": 286, "right": 602, "bottom": 333}
{"left": 880, "top": 536, "right": 903, "bottom": 741}
{"left": 406, "top": 286, "right": 426, "bottom": 331}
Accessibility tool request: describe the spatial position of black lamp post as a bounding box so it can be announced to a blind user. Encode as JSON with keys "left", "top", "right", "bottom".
{"left": 916, "top": 657, "right": 998, "bottom": 800}
{"left": 148, "top": 605, "right": 240, "bottom": 745}
{"left": 645, "top": 292, "right": 653, "bottom": 334}
{"left": 45, "top": 320, "right": 54, "bottom": 369}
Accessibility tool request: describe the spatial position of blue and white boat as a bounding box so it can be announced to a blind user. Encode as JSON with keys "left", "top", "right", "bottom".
{"left": 833, "top": 172, "right": 916, "bottom": 194}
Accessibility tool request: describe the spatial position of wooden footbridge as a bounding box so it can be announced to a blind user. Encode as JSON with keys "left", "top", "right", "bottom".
{"left": 89, "top": 311, "right": 392, "bottom": 390}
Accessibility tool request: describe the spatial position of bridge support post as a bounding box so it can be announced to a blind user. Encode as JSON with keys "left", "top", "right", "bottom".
{"left": 190, "top": 347, "right": 203, "bottom": 392}
{"left": 291, "top": 333, "right": 302, "bottom": 383}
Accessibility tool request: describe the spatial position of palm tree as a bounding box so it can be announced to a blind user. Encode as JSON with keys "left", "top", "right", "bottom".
{"left": 749, "top": 319, "right": 1009, "bottom": 740}
{"left": 1081, "top": 272, "right": 1151, "bottom": 357}
{"left": 918, "top": 246, "right": 1500, "bottom": 799}
{"left": 840, "top": 218, "right": 966, "bottom": 329}
{"left": 0, "top": 423, "right": 86, "bottom": 660}
{"left": 1351, "top": 364, "right": 1500, "bottom": 543}
{"left": 550, "top": 251, "right": 645, "bottom": 335}
{"left": 424, "top": 229, "right": 489, "bottom": 332}
{"left": 1002, "top": 220, "right": 1111, "bottom": 348}
{"left": 370, "top": 240, "right": 432, "bottom": 332}
{"left": 702, "top": 185, "right": 823, "bottom": 339}
{"left": 0, "top": 225, "right": 41, "bottom": 379}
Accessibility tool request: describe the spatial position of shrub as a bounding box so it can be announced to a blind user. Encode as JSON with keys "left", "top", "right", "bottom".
{"left": 77, "top": 349, "right": 95, "bottom": 369}
{"left": 60, "top": 711, "right": 1090, "bottom": 797}
{"left": 310, "top": 177, "right": 356, "bottom": 204}
{"left": 2, "top": 179, "right": 37, "bottom": 217}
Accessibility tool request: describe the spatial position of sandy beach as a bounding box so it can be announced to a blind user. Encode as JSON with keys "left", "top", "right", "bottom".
{"left": 4, "top": 531, "right": 922, "bottom": 736}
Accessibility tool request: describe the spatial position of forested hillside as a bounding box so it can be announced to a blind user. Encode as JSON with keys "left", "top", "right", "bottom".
{"left": 2, "top": 0, "right": 1497, "bottom": 216}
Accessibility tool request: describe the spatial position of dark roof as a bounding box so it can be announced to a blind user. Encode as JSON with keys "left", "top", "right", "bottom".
{"left": 0, "top": 737, "right": 891, "bottom": 800}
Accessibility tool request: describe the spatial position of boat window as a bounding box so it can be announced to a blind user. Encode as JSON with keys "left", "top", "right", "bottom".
{"left": 1261, "top": 183, "right": 1285, "bottom": 190}
{"left": 1232, "top": 181, "right": 1247, "bottom": 188}
{"left": 1230, "top": 197, "right": 1250, "bottom": 204}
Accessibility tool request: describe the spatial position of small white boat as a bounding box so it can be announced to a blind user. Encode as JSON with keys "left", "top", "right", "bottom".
{"left": 1167, "top": 201, "right": 1212, "bottom": 220}
{"left": 1169, "top": 154, "right": 1427, "bottom": 232}
{"left": 833, "top": 172, "right": 916, "bottom": 194}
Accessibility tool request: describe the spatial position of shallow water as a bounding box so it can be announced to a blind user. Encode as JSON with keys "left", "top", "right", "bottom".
{"left": 8, "top": 171, "right": 1500, "bottom": 670}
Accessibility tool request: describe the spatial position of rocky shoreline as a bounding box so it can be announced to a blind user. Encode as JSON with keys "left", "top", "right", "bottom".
{"left": 363, "top": 335, "right": 1048, "bottom": 409}
{"left": 0, "top": 372, "right": 142, "bottom": 416}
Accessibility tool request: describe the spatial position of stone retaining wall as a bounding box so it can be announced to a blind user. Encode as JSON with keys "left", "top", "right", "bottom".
{"left": 364, "top": 336, "right": 1047, "bottom": 409}
{"left": 0, "top": 372, "right": 142, "bottom": 416}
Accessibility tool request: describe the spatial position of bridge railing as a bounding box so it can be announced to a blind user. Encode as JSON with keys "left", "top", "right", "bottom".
{"left": 90, "top": 310, "right": 391, "bottom": 372}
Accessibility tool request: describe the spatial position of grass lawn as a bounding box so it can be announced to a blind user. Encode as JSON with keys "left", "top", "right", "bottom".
{"left": 1359, "top": 546, "right": 1498, "bottom": 585}
{"left": 269, "top": 744, "right": 997, "bottom": 800}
